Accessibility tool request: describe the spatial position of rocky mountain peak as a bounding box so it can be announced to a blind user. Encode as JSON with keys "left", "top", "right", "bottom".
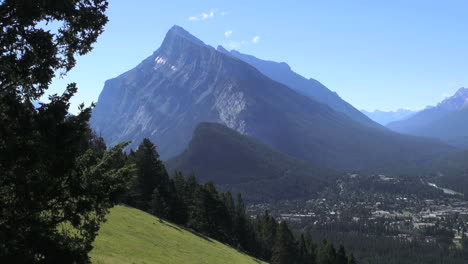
{"left": 216, "top": 45, "right": 230, "bottom": 54}
{"left": 157, "top": 25, "right": 207, "bottom": 60}
{"left": 453, "top": 87, "right": 468, "bottom": 98}
{"left": 162, "top": 25, "right": 204, "bottom": 46}
{"left": 439, "top": 87, "right": 468, "bottom": 111}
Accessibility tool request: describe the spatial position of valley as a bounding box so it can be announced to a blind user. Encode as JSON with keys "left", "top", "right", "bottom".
{"left": 248, "top": 173, "right": 468, "bottom": 263}
{"left": 88, "top": 25, "right": 468, "bottom": 263}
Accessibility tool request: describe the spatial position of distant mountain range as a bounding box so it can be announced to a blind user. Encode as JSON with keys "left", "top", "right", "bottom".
{"left": 387, "top": 88, "right": 468, "bottom": 147}
{"left": 91, "top": 25, "right": 453, "bottom": 175}
{"left": 361, "top": 109, "right": 417, "bottom": 126}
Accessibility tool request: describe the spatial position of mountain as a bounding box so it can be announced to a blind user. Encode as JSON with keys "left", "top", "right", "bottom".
{"left": 90, "top": 206, "right": 265, "bottom": 264}
{"left": 361, "top": 109, "right": 416, "bottom": 126}
{"left": 166, "top": 122, "right": 339, "bottom": 202}
{"left": 410, "top": 108, "right": 468, "bottom": 147}
{"left": 220, "top": 47, "right": 378, "bottom": 128}
{"left": 91, "top": 25, "right": 453, "bottom": 170}
{"left": 387, "top": 88, "right": 468, "bottom": 147}
{"left": 387, "top": 87, "right": 468, "bottom": 132}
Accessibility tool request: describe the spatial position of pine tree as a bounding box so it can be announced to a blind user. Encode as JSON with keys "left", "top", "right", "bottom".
{"left": 271, "top": 221, "right": 297, "bottom": 264}
{"left": 304, "top": 232, "right": 317, "bottom": 264}
{"left": 298, "top": 234, "right": 312, "bottom": 264}
{"left": 187, "top": 184, "right": 210, "bottom": 232}
{"left": 316, "top": 241, "right": 336, "bottom": 264}
{"left": 171, "top": 172, "right": 188, "bottom": 224}
{"left": 336, "top": 245, "right": 348, "bottom": 264}
{"left": 151, "top": 188, "right": 168, "bottom": 218}
{"left": 348, "top": 253, "right": 357, "bottom": 264}
{"left": 133, "top": 138, "right": 168, "bottom": 211}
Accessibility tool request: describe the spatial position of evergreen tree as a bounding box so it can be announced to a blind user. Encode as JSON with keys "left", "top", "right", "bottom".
{"left": 151, "top": 189, "right": 168, "bottom": 218}
{"left": 132, "top": 138, "right": 168, "bottom": 211}
{"left": 336, "top": 245, "right": 348, "bottom": 264}
{"left": 234, "top": 193, "right": 249, "bottom": 248}
{"left": 298, "top": 234, "right": 312, "bottom": 264}
{"left": 348, "top": 253, "right": 357, "bottom": 264}
{"left": 461, "top": 233, "right": 468, "bottom": 251}
{"left": 171, "top": 172, "right": 188, "bottom": 224}
{"left": 187, "top": 183, "right": 210, "bottom": 232}
{"left": 304, "top": 232, "right": 317, "bottom": 264}
{"left": 0, "top": 1, "right": 133, "bottom": 263}
{"left": 317, "top": 241, "right": 336, "bottom": 264}
{"left": 271, "top": 221, "right": 298, "bottom": 264}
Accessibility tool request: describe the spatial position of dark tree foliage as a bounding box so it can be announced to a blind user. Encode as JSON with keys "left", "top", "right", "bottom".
{"left": 316, "top": 241, "right": 336, "bottom": 264}
{"left": 0, "top": 1, "right": 133, "bottom": 263}
{"left": 271, "top": 221, "right": 298, "bottom": 264}
{"left": 336, "top": 245, "right": 347, "bottom": 264}
{"left": 127, "top": 139, "right": 168, "bottom": 210}
{"left": 124, "top": 138, "right": 181, "bottom": 221}
{"left": 298, "top": 234, "right": 314, "bottom": 264}
{"left": 126, "top": 139, "right": 356, "bottom": 264}
{"left": 0, "top": 87, "right": 132, "bottom": 263}
{"left": 0, "top": 0, "right": 108, "bottom": 100}
{"left": 307, "top": 229, "right": 468, "bottom": 264}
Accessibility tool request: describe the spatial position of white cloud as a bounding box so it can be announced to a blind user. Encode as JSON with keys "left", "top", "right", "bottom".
{"left": 224, "top": 30, "right": 233, "bottom": 38}
{"left": 201, "top": 10, "right": 214, "bottom": 19}
{"left": 252, "top": 36, "right": 260, "bottom": 44}
{"left": 188, "top": 8, "right": 223, "bottom": 22}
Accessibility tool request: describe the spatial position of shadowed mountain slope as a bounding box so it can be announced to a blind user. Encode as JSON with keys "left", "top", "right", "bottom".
{"left": 166, "top": 122, "right": 339, "bottom": 202}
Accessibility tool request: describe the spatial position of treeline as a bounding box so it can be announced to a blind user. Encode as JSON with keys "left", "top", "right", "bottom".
{"left": 306, "top": 229, "right": 468, "bottom": 264}
{"left": 123, "top": 138, "right": 357, "bottom": 264}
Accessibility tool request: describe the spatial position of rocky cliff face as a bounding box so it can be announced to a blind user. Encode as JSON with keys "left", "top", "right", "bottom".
{"left": 91, "top": 25, "right": 453, "bottom": 169}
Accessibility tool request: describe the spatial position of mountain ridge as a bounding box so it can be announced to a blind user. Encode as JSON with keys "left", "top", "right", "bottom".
{"left": 221, "top": 47, "right": 379, "bottom": 128}
{"left": 91, "top": 25, "right": 454, "bottom": 171}
{"left": 387, "top": 87, "right": 468, "bottom": 147}
{"left": 361, "top": 108, "right": 417, "bottom": 125}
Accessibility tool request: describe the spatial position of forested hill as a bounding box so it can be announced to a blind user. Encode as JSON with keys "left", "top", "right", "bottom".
{"left": 167, "top": 122, "right": 339, "bottom": 202}
{"left": 118, "top": 138, "right": 357, "bottom": 264}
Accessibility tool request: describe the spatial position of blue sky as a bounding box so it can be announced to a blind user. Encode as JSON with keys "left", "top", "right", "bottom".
{"left": 44, "top": 0, "right": 468, "bottom": 113}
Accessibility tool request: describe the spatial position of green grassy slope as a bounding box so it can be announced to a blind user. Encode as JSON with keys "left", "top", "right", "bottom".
{"left": 90, "top": 205, "right": 265, "bottom": 264}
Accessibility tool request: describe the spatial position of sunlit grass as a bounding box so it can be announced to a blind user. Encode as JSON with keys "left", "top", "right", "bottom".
{"left": 90, "top": 205, "right": 266, "bottom": 264}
